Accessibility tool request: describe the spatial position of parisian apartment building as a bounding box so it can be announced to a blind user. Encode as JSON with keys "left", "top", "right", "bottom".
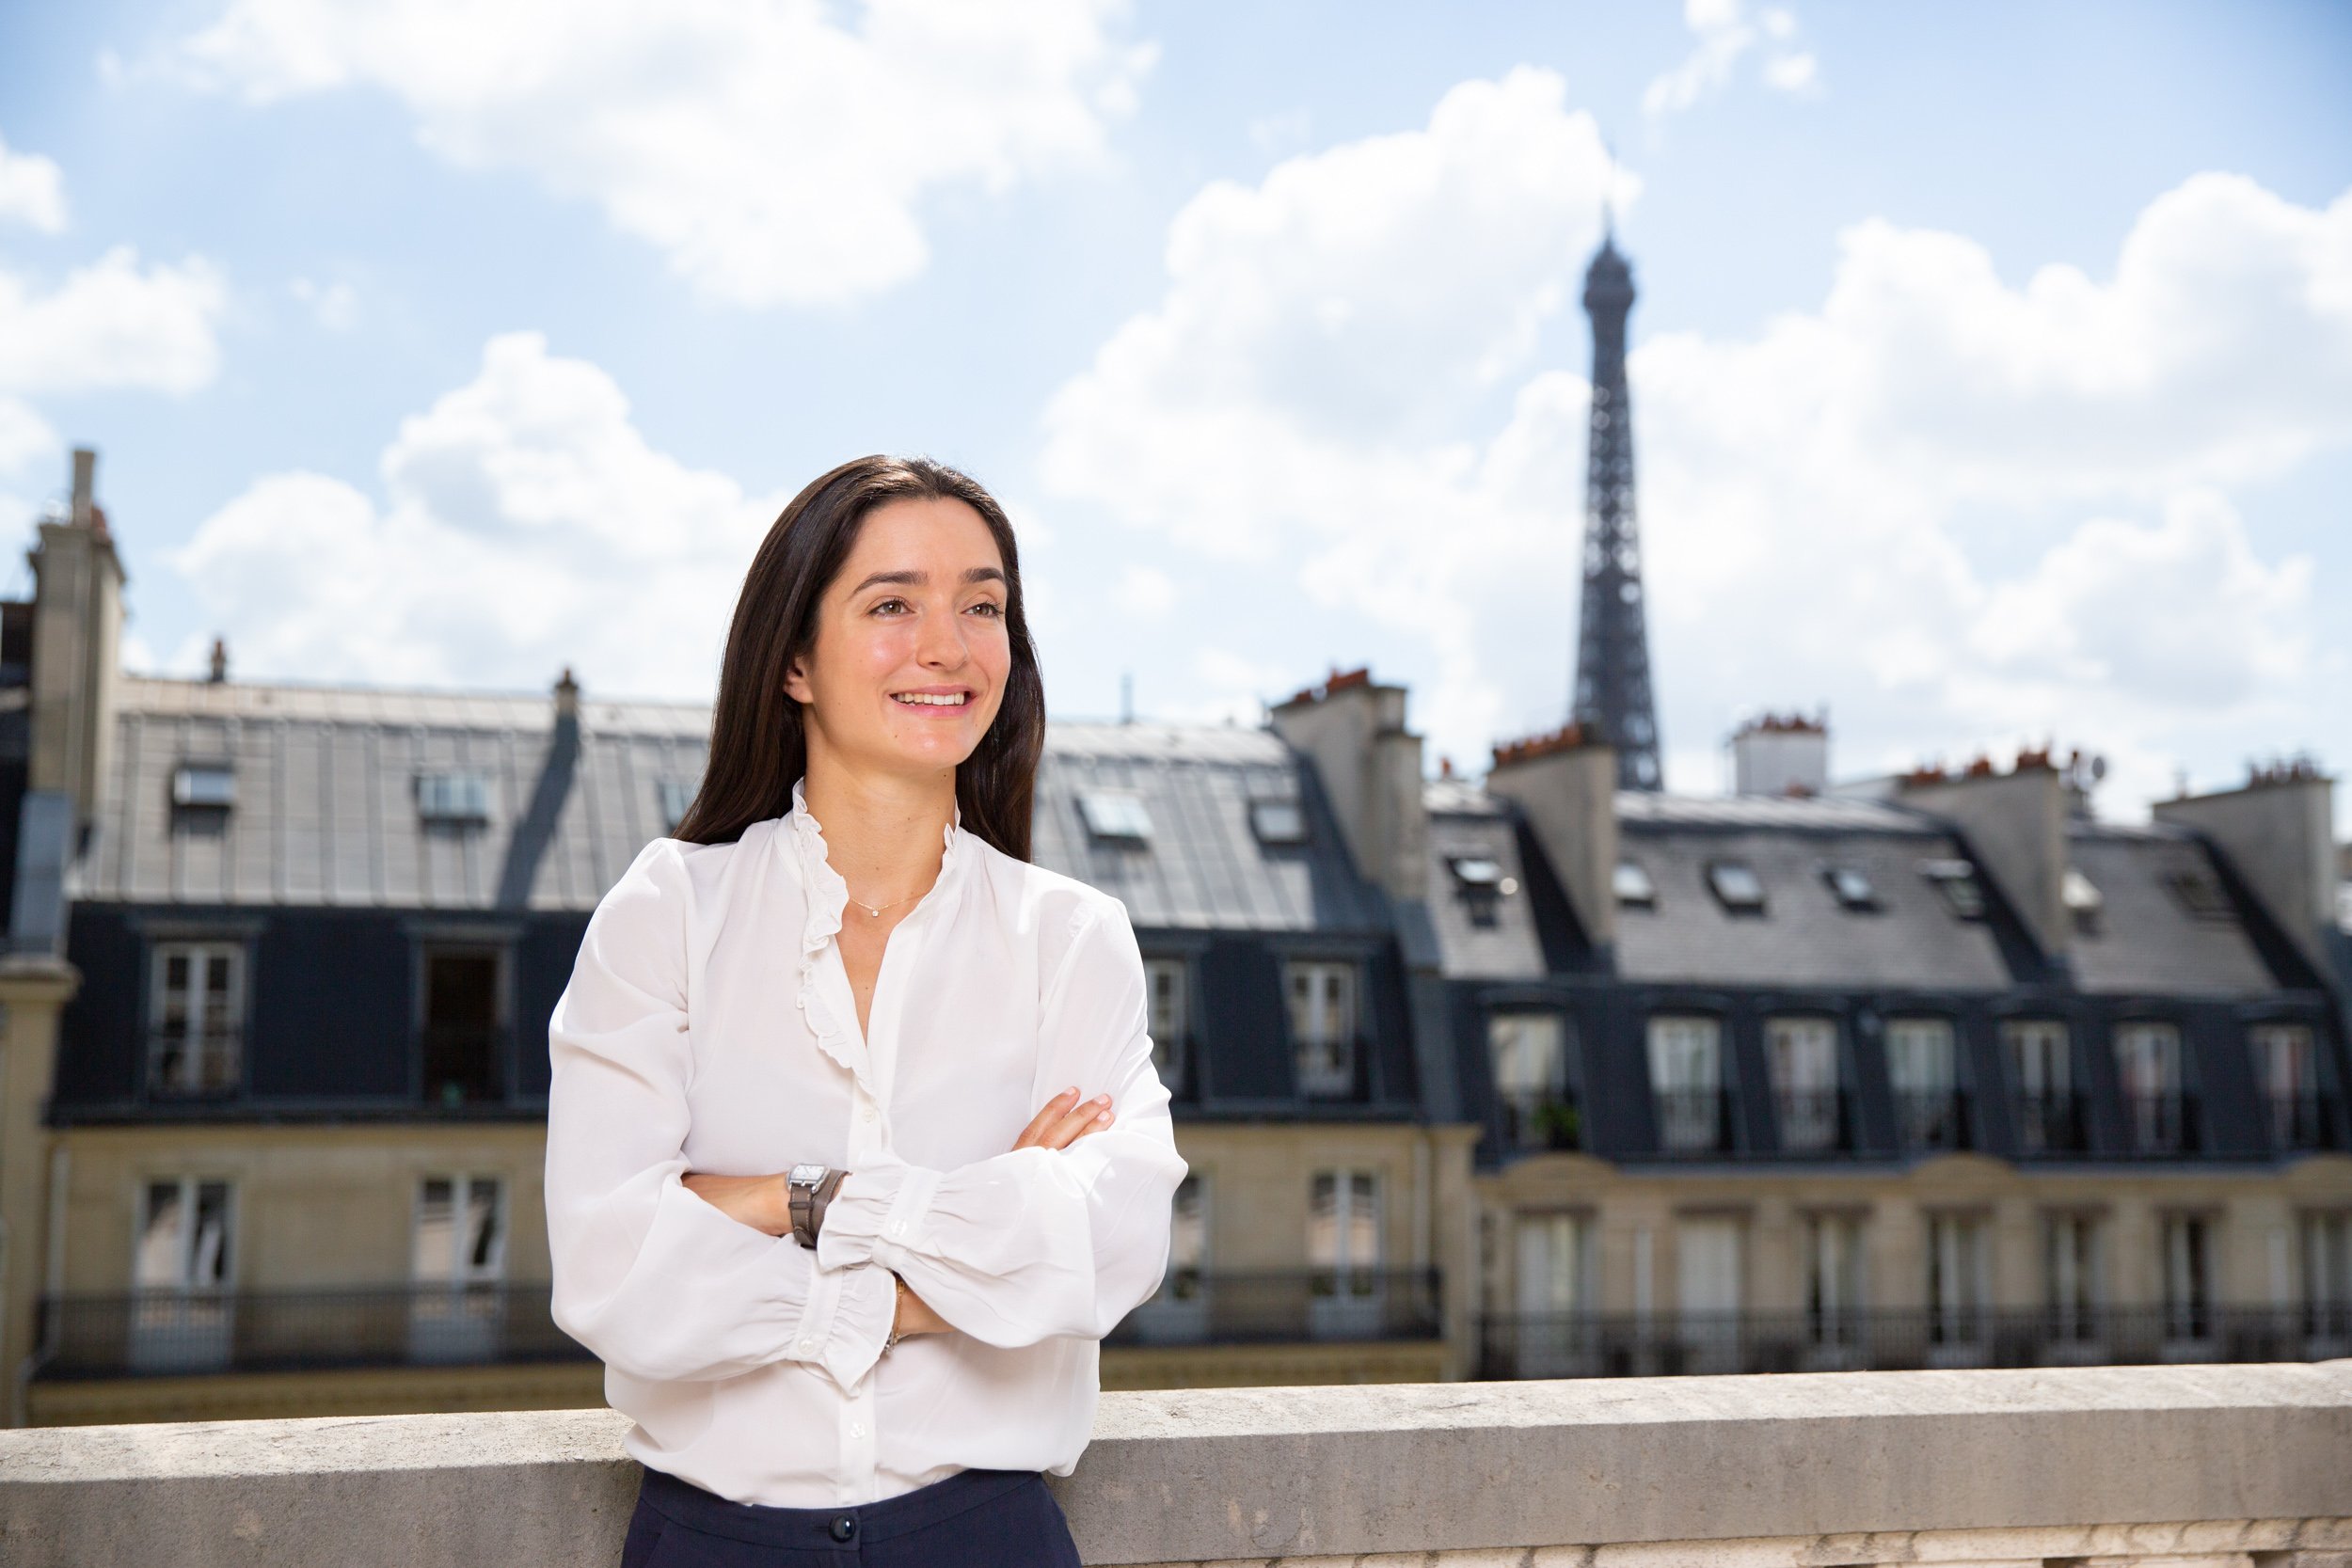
{"left": 0, "top": 449, "right": 2345, "bottom": 1428}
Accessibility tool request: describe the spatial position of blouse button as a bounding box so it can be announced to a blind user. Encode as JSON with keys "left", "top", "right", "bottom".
{"left": 862, "top": 1107, "right": 876, "bottom": 1123}
{"left": 799, "top": 1338, "right": 813, "bottom": 1352}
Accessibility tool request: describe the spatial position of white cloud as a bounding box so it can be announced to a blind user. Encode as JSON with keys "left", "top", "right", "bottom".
{"left": 0, "top": 246, "right": 227, "bottom": 397}
{"left": 0, "top": 135, "right": 68, "bottom": 232}
{"left": 1644, "top": 0, "right": 1820, "bottom": 119}
{"left": 0, "top": 397, "right": 56, "bottom": 479}
{"left": 1115, "top": 562, "right": 1176, "bottom": 619}
{"left": 1038, "top": 69, "right": 2351, "bottom": 820}
{"left": 175, "top": 0, "right": 1153, "bottom": 309}
{"left": 168, "top": 331, "right": 782, "bottom": 693}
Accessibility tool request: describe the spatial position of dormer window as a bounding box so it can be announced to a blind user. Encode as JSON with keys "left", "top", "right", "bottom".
{"left": 2166, "top": 867, "right": 2233, "bottom": 921}
{"left": 2062, "top": 868, "right": 2104, "bottom": 935}
{"left": 172, "top": 762, "right": 236, "bottom": 810}
{"left": 1822, "top": 865, "right": 1877, "bottom": 911}
{"left": 1448, "top": 855, "right": 1516, "bottom": 928}
{"left": 1920, "top": 859, "right": 1985, "bottom": 920}
{"left": 417, "top": 771, "right": 491, "bottom": 825}
{"left": 1248, "top": 799, "right": 1306, "bottom": 844}
{"left": 1078, "top": 789, "right": 1153, "bottom": 842}
{"left": 1614, "top": 861, "right": 1657, "bottom": 907}
{"left": 1707, "top": 860, "right": 1766, "bottom": 913}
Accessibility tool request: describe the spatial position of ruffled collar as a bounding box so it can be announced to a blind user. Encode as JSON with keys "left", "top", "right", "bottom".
{"left": 784, "top": 777, "right": 972, "bottom": 1094}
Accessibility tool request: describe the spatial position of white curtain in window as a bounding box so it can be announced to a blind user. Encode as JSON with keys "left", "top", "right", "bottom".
{"left": 1514, "top": 1212, "right": 1588, "bottom": 1315}
{"left": 1887, "top": 1019, "right": 1957, "bottom": 1094}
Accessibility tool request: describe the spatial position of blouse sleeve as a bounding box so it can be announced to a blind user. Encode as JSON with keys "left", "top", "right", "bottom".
{"left": 814, "top": 895, "right": 1190, "bottom": 1349}
{"left": 545, "top": 837, "right": 898, "bottom": 1391}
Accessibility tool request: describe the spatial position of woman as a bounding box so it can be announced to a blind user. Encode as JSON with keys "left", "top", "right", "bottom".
{"left": 545, "top": 454, "right": 1188, "bottom": 1567}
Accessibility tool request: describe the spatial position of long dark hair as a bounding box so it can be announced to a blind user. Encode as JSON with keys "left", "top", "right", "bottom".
{"left": 674, "top": 454, "right": 1045, "bottom": 861}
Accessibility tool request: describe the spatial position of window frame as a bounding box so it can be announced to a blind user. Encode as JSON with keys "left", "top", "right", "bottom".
{"left": 132, "top": 1175, "right": 237, "bottom": 1295}
{"left": 412, "top": 1172, "right": 510, "bottom": 1288}
{"left": 1283, "top": 956, "right": 1361, "bottom": 1099}
{"left": 144, "top": 939, "right": 249, "bottom": 1101}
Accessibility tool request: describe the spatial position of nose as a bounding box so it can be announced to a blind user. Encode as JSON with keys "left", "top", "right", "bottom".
{"left": 915, "top": 602, "right": 971, "bottom": 672}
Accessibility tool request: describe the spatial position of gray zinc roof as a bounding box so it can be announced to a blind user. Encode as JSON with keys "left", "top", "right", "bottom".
{"left": 1422, "top": 781, "right": 1547, "bottom": 980}
{"left": 1613, "top": 810, "right": 2014, "bottom": 991}
{"left": 2063, "top": 822, "right": 2280, "bottom": 996}
{"left": 81, "top": 684, "right": 1388, "bottom": 931}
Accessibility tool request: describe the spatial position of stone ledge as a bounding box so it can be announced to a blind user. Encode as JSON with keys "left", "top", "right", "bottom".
{"left": 0, "top": 1363, "right": 2346, "bottom": 1567}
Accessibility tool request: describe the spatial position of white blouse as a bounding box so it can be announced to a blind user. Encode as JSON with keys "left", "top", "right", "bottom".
{"left": 545, "top": 777, "right": 1187, "bottom": 1507}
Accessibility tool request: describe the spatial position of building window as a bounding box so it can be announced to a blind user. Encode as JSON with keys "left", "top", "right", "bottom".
{"left": 1706, "top": 860, "right": 1766, "bottom": 913}
{"left": 1490, "top": 1011, "right": 1578, "bottom": 1151}
{"left": 2043, "top": 1212, "right": 2104, "bottom": 1342}
{"left": 2251, "top": 1023, "right": 2328, "bottom": 1151}
{"left": 1510, "top": 1211, "right": 1595, "bottom": 1378}
{"left": 1803, "top": 1212, "right": 1867, "bottom": 1349}
{"left": 1920, "top": 859, "right": 1986, "bottom": 920}
{"left": 1888, "top": 1017, "right": 1964, "bottom": 1152}
{"left": 1926, "top": 1213, "right": 1990, "bottom": 1348}
{"left": 1308, "top": 1170, "right": 1383, "bottom": 1338}
{"left": 2303, "top": 1211, "right": 2351, "bottom": 1344}
{"left": 1448, "top": 855, "right": 1515, "bottom": 927}
{"left": 2115, "top": 1022, "right": 2192, "bottom": 1155}
{"left": 171, "top": 761, "right": 237, "bottom": 809}
{"left": 1168, "top": 1174, "right": 1207, "bottom": 1295}
{"left": 2004, "top": 1019, "right": 2080, "bottom": 1153}
{"left": 1677, "top": 1217, "right": 1744, "bottom": 1373}
{"left": 1766, "top": 1016, "right": 1843, "bottom": 1153}
{"left": 2160, "top": 1213, "right": 2215, "bottom": 1344}
{"left": 1286, "top": 958, "right": 1358, "bottom": 1097}
{"left": 1648, "top": 1014, "right": 1725, "bottom": 1155}
{"left": 147, "top": 942, "right": 245, "bottom": 1099}
{"left": 2166, "top": 867, "right": 2234, "bottom": 921}
{"left": 416, "top": 771, "right": 492, "bottom": 825}
{"left": 131, "top": 1178, "right": 233, "bottom": 1372}
{"left": 2062, "top": 868, "right": 2105, "bottom": 936}
{"left": 1821, "top": 865, "right": 1878, "bottom": 911}
{"left": 410, "top": 1175, "right": 506, "bottom": 1362}
{"left": 1078, "top": 789, "right": 1153, "bottom": 842}
{"left": 1144, "top": 957, "right": 1189, "bottom": 1089}
{"left": 1613, "top": 861, "right": 1657, "bottom": 908}
{"left": 1248, "top": 798, "right": 1306, "bottom": 845}
{"left": 421, "top": 945, "right": 506, "bottom": 1108}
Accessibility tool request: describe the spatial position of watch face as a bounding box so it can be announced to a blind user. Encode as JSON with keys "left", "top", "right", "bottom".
{"left": 788, "top": 1164, "right": 826, "bottom": 1185}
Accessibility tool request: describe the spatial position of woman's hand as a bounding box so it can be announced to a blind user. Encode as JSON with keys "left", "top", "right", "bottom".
{"left": 678, "top": 1171, "right": 791, "bottom": 1236}
{"left": 1011, "top": 1086, "right": 1117, "bottom": 1152}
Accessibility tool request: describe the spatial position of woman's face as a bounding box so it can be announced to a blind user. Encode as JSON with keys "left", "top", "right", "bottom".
{"left": 783, "top": 495, "right": 1013, "bottom": 780}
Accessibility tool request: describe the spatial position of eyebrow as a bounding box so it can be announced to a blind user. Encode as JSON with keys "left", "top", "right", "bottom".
{"left": 845, "top": 565, "right": 1008, "bottom": 596}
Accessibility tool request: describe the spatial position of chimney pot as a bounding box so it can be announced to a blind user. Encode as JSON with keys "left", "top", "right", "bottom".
{"left": 207, "top": 637, "right": 228, "bottom": 683}
{"left": 71, "top": 448, "right": 96, "bottom": 528}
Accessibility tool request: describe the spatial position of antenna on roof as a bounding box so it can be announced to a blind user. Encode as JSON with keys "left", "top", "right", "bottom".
{"left": 1599, "top": 129, "right": 1619, "bottom": 245}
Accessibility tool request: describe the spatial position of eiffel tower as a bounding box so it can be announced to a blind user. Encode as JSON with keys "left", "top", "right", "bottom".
{"left": 1570, "top": 223, "right": 1664, "bottom": 791}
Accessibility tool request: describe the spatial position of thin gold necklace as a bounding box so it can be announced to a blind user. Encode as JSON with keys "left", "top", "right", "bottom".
{"left": 848, "top": 887, "right": 928, "bottom": 919}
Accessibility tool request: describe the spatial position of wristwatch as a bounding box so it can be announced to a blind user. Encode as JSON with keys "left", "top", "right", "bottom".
{"left": 787, "top": 1164, "right": 847, "bottom": 1248}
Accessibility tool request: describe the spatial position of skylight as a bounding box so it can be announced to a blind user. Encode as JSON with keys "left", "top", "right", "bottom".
{"left": 1707, "top": 861, "right": 1766, "bottom": 912}
{"left": 2166, "top": 867, "right": 2233, "bottom": 921}
{"left": 2061, "top": 867, "right": 2104, "bottom": 935}
{"left": 171, "top": 763, "right": 236, "bottom": 809}
{"left": 1613, "top": 861, "right": 1656, "bottom": 907}
{"left": 1919, "top": 859, "right": 1985, "bottom": 920}
{"left": 417, "top": 772, "right": 492, "bottom": 824}
{"left": 1078, "top": 789, "right": 1153, "bottom": 841}
{"left": 1248, "top": 799, "right": 1306, "bottom": 844}
{"left": 1822, "top": 865, "right": 1877, "bottom": 911}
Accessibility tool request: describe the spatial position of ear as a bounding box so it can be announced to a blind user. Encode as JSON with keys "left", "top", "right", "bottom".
{"left": 781, "top": 652, "right": 814, "bottom": 705}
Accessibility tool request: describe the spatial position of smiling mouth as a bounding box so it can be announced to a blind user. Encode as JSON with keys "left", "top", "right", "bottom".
{"left": 892, "top": 692, "right": 971, "bottom": 707}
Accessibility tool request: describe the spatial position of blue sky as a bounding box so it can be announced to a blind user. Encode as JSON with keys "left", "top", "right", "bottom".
{"left": 2, "top": 0, "right": 2348, "bottom": 830}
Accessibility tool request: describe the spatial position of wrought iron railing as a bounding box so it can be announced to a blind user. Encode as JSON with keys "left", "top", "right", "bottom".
{"left": 144, "top": 1031, "right": 243, "bottom": 1099}
{"left": 1105, "top": 1267, "right": 1443, "bottom": 1347}
{"left": 1499, "top": 1092, "right": 1582, "bottom": 1152}
{"left": 1894, "top": 1088, "right": 1970, "bottom": 1152}
{"left": 2266, "top": 1090, "right": 2336, "bottom": 1152}
{"left": 1653, "top": 1088, "right": 1731, "bottom": 1155}
{"left": 34, "top": 1285, "right": 586, "bottom": 1379}
{"left": 1475, "top": 1305, "right": 2349, "bottom": 1380}
{"left": 2122, "top": 1091, "right": 2198, "bottom": 1155}
{"left": 1772, "top": 1089, "right": 1849, "bottom": 1154}
{"left": 2014, "top": 1090, "right": 2085, "bottom": 1154}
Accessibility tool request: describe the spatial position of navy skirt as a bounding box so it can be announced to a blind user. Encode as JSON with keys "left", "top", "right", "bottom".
{"left": 619, "top": 1462, "right": 1084, "bottom": 1567}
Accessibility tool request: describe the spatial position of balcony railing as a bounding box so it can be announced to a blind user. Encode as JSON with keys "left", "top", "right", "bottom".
{"left": 1653, "top": 1088, "right": 1731, "bottom": 1155}
{"left": 2014, "top": 1090, "right": 2085, "bottom": 1154}
{"left": 35, "top": 1286, "right": 586, "bottom": 1380}
{"left": 1498, "top": 1091, "right": 1582, "bottom": 1151}
{"left": 2122, "top": 1090, "right": 2198, "bottom": 1155}
{"left": 1105, "top": 1267, "right": 1442, "bottom": 1347}
{"left": 1772, "top": 1088, "right": 1849, "bottom": 1153}
{"left": 420, "top": 1024, "right": 511, "bottom": 1108}
{"left": 145, "top": 1030, "right": 243, "bottom": 1099}
{"left": 2267, "top": 1089, "right": 2336, "bottom": 1151}
{"left": 1294, "top": 1036, "right": 1365, "bottom": 1099}
{"left": 1894, "top": 1088, "right": 1970, "bottom": 1152}
{"left": 1475, "top": 1305, "right": 2347, "bottom": 1380}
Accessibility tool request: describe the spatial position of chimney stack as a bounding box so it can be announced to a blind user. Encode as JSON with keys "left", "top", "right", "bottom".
{"left": 2154, "top": 757, "right": 2335, "bottom": 980}
{"left": 1899, "top": 752, "right": 2068, "bottom": 964}
{"left": 554, "top": 666, "right": 580, "bottom": 722}
{"left": 70, "top": 448, "right": 95, "bottom": 528}
{"left": 1268, "top": 666, "right": 1428, "bottom": 904}
{"left": 207, "top": 637, "right": 229, "bottom": 683}
{"left": 1486, "top": 721, "right": 1619, "bottom": 949}
{"left": 1730, "top": 710, "right": 1829, "bottom": 798}
{"left": 26, "top": 446, "right": 127, "bottom": 851}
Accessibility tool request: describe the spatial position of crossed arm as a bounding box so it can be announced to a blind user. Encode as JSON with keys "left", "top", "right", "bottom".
{"left": 678, "top": 1088, "right": 1122, "bottom": 1338}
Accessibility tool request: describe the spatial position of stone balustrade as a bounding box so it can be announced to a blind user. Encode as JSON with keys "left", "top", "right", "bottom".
{"left": 1, "top": 1362, "right": 2347, "bottom": 1567}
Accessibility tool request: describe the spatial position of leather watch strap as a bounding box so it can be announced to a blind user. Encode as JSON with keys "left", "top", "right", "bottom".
{"left": 807, "top": 1167, "right": 848, "bottom": 1244}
